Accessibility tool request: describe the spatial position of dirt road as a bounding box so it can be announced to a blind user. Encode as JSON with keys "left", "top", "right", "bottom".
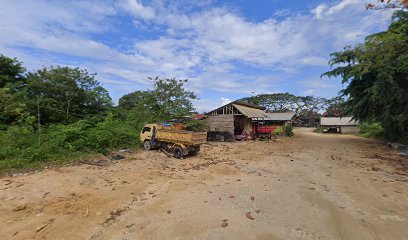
{"left": 1, "top": 128, "right": 407, "bottom": 240}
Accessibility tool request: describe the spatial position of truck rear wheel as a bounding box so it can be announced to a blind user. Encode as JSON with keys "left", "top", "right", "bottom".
{"left": 144, "top": 141, "right": 152, "bottom": 150}
{"left": 189, "top": 146, "right": 200, "bottom": 156}
{"left": 174, "top": 147, "right": 183, "bottom": 159}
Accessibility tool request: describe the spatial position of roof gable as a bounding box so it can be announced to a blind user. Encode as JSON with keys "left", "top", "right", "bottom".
{"left": 206, "top": 100, "right": 264, "bottom": 116}
{"left": 232, "top": 104, "right": 269, "bottom": 118}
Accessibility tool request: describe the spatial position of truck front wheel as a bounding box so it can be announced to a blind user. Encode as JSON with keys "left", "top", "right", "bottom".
{"left": 144, "top": 141, "right": 152, "bottom": 150}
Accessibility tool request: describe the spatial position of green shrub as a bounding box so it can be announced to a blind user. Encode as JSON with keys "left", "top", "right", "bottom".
{"left": 273, "top": 126, "right": 283, "bottom": 135}
{"left": 0, "top": 113, "right": 143, "bottom": 171}
{"left": 358, "top": 122, "right": 384, "bottom": 138}
{"left": 285, "top": 125, "right": 294, "bottom": 137}
{"left": 184, "top": 119, "right": 208, "bottom": 132}
{"left": 83, "top": 120, "right": 140, "bottom": 154}
{"left": 314, "top": 126, "right": 324, "bottom": 133}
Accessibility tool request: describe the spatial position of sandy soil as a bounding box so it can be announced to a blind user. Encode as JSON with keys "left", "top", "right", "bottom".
{"left": 1, "top": 128, "right": 407, "bottom": 240}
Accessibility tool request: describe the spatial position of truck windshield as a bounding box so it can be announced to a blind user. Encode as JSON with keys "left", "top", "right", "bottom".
{"left": 142, "top": 127, "right": 151, "bottom": 133}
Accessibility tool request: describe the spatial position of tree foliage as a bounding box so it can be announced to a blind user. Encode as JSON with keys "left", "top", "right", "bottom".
{"left": 366, "top": 0, "right": 408, "bottom": 9}
{"left": 26, "top": 66, "right": 112, "bottom": 124}
{"left": 0, "top": 55, "right": 27, "bottom": 126}
{"left": 323, "top": 97, "right": 346, "bottom": 117}
{"left": 323, "top": 10, "right": 408, "bottom": 142}
{"left": 0, "top": 55, "right": 26, "bottom": 89}
{"left": 241, "top": 93, "right": 331, "bottom": 126}
{"left": 241, "top": 93, "right": 298, "bottom": 112}
{"left": 119, "top": 77, "right": 196, "bottom": 121}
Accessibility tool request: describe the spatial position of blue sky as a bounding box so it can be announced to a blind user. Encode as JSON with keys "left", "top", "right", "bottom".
{"left": 0, "top": 0, "right": 394, "bottom": 112}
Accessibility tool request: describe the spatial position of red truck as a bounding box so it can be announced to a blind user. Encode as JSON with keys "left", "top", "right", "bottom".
{"left": 252, "top": 124, "right": 278, "bottom": 140}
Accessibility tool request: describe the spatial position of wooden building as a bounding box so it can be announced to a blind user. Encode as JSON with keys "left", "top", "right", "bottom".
{"left": 206, "top": 101, "right": 269, "bottom": 141}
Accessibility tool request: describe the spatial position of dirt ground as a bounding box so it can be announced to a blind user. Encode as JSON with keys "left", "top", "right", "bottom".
{"left": 1, "top": 128, "right": 407, "bottom": 240}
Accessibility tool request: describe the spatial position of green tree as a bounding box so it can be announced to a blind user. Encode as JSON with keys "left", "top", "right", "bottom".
{"left": 324, "top": 97, "right": 346, "bottom": 117}
{"left": 241, "top": 93, "right": 298, "bottom": 112}
{"left": 297, "top": 96, "right": 328, "bottom": 127}
{"left": 0, "top": 55, "right": 27, "bottom": 126}
{"left": 323, "top": 11, "right": 408, "bottom": 142}
{"left": 25, "top": 66, "right": 112, "bottom": 124}
{"left": 119, "top": 77, "right": 197, "bottom": 121}
{"left": 0, "top": 55, "right": 26, "bottom": 89}
{"left": 151, "top": 77, "right": 196, "bottom": 120}
{"left": 119, "top": 90, "right": 154, "bottom": 110}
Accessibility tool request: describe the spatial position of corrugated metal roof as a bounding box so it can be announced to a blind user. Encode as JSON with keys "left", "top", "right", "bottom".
{"left": 264, "top": 111, "right": 296, "bottom": 121}
{"left": 233, "top": 101, "right": 264, "bottom": 110}
{"left": 233, "top": 104, "right": 269, "bottom": 118}
{"left": 321, "top": 117, "right": 359, "bottom": 126}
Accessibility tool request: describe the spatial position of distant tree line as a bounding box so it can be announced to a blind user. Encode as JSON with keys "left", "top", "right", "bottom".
{"left": 240, "top": 93, "right": 346, "bottom": 126}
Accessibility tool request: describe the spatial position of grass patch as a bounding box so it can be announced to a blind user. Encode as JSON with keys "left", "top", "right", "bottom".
{"left": 314, "top": 126, "right": 325, "bottom": 133}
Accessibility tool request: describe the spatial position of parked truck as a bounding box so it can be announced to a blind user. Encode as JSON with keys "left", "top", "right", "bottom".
{"left": 252, "top": 123, "right": 278, "bottom": 140}
{"left": 140, "top": 123, "right": 207, "bottom": 159}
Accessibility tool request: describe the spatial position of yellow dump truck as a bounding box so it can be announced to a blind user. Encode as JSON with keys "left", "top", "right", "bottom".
{"left": 140, "top": 123, "right": 207, "bottom": 159}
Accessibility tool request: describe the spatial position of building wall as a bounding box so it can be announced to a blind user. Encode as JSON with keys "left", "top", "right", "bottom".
{"left": 207, "top": 115, "right": 234, "bottom": 135}
{"left": 340, "top": 126, "right": 359, "bottom": 134}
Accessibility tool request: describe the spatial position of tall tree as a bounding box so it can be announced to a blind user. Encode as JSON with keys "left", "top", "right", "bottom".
{"left": 150, "top": 77, "right": 196, "bottom": 120}
{"left": 119, "top": 91, "right": 154, "bottom": 110}
{"left": 0, "top": 55, "right": 26, "bottom": 125}
{"left": 297, "top": 96, "right": 328, "bottom": 127}
{"left": 26, "top": 66, "right": 112, "bottom": 124}
{"left": 0, "top": 55, "right": 26, "bottom": 89}
{"left": 119, "top": 77, "right": 197, "bottom": 121}
{"left": 323, "top": 11, "right": 408, "bottom": 141}
{"left": 324, "top": 97, "right": 347, "bottom": 117}
{"left": 241, "top": 93, "right": 298, "bottom": 112}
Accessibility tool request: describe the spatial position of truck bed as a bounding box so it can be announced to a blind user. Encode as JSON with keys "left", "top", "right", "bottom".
{"left": 253, "top": 125, "right": 278, "bottom": 134}
{"left": 156, "top": 130, "right": 207, "bottom": 145}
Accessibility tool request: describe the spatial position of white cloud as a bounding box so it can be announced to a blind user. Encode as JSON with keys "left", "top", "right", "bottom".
{"left": 221, "top": 97, "right": 232, "bottom": 105}
{"left": 301, "top": 56, "right": 328, "bottom": 66}
{"left": 193, "top": 97, "right": 234, "bottom": 113}
{"left": 123, "top": 0, "right": 155, "bottom": 20}
{"left": 299, "top": 78, "right": 335, "bottom": 89}
{"left": 302, "top": 89, "right": 316, "bottom": 96}
{"left": 312, "top": 4, "right": 328, "bottom": 19}
{"left": 0, "top": 0, "right": 394, "bottom": 102}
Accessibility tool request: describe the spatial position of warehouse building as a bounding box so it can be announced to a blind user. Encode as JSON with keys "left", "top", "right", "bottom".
{"left": 320, "top": 117, "right": 360, "bottom": 134}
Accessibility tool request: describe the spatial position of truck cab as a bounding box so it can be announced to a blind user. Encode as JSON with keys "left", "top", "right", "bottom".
{"left": 140, "top": 124, "right": 156, "bottom": 142}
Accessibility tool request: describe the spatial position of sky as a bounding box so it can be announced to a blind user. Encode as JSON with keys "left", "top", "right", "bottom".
{"left": 0, "top": 0, "right": 394, "bottom": 112}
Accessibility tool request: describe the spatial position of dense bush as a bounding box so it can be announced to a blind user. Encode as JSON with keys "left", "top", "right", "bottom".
{"left": 358, "top": 122, "right": 384, "bottom": 139}
{"left": 183, "top": 119, "right": 208, "bottom": 132}
{"left": 285, "top": 125, "right": 294, "bottom": 137}
{"left": 82, "top": 115, "right": 140, "bottom": 154}
{"left": 0, "top": 114, "right": 142, "bottom": 171}
{"left": 273, "top": 126, "right": 283, "bottom": 136}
